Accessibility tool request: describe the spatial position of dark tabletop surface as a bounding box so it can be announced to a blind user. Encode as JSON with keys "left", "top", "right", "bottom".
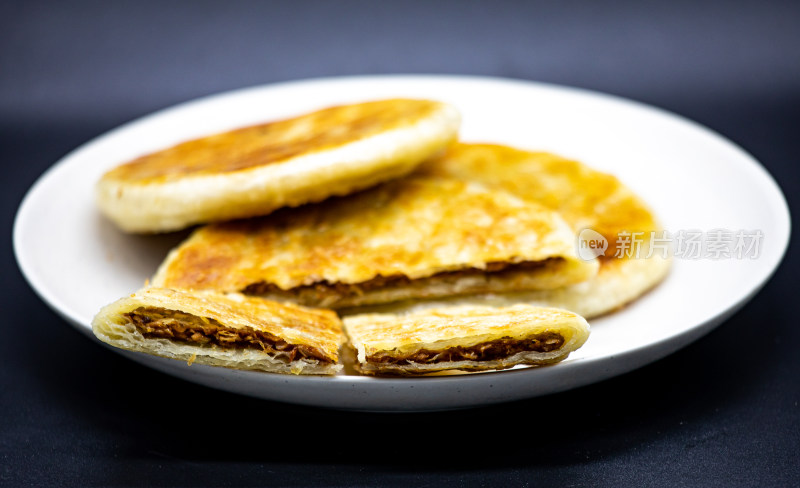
{"left": 2, "top": 1, "right": 798, "bottom": 486}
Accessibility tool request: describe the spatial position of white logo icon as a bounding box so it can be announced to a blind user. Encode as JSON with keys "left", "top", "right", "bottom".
{"left": 577, "top": 228, "right": 608, "bottom": 261}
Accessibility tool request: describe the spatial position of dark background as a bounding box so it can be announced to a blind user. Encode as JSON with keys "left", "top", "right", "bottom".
{"left": 2, "top": 1, "right": 798, "bottom": 486}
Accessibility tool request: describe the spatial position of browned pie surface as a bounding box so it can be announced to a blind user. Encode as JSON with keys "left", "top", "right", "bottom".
{"left": 153, "top": 176, "right": 592, "bottom": 296}
{"left": 103, "top": 99, "right": 443, "bottom": 184}
{"left": 417, "top": 143, "right": 658, "bottom": 252}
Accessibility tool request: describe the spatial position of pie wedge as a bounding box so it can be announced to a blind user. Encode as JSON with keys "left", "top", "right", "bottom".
{"left": 343, "top": 304, "right": 590, "bottom": 375}
{"left": 92, "top": 287, "right": 343, "bottom": 374}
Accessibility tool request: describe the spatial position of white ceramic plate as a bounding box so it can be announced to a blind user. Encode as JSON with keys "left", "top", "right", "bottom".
{"left": 14, "top": 75, "right": 790, "bottom": 411}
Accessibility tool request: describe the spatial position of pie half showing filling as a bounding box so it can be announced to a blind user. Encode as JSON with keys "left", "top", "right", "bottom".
{"left": 152, "top": 177, "right": 598, "bottom": 309}
{"left": 343, "top": 304, "right": 590, "bottom": 375}
{"left": 92, "top": 287, "right": 343, "bottom": 375}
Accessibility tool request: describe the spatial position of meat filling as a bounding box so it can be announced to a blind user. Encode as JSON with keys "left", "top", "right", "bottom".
{"left": 123, "top": 307, "right": 332, "bottom": 364}
{"left": 243, "top": 259, "right": 561, "bottom": 304}
{"left": 367, "top": 332, "right": 565, "bottom": 365}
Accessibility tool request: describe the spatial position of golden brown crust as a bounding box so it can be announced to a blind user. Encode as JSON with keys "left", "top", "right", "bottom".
{"left": 417, "top": 143, "right": 658, "bottom": 254}
{"left": 343, "top": 304, "right": 590, "bottom": 375}
{"left": 104, "top": 99, "right": 447, "bottom": 183}
{"left": 95, "top": 99, "right": 461, "bottom": 233}
{"left": 92, "top": 287, "right": 343, "bottom": 374}
{"left": 152, "top": 177, "right": 598, "bottom": 308}
{"left": 326, "top": 143, "right": 668, "bottom": 318}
